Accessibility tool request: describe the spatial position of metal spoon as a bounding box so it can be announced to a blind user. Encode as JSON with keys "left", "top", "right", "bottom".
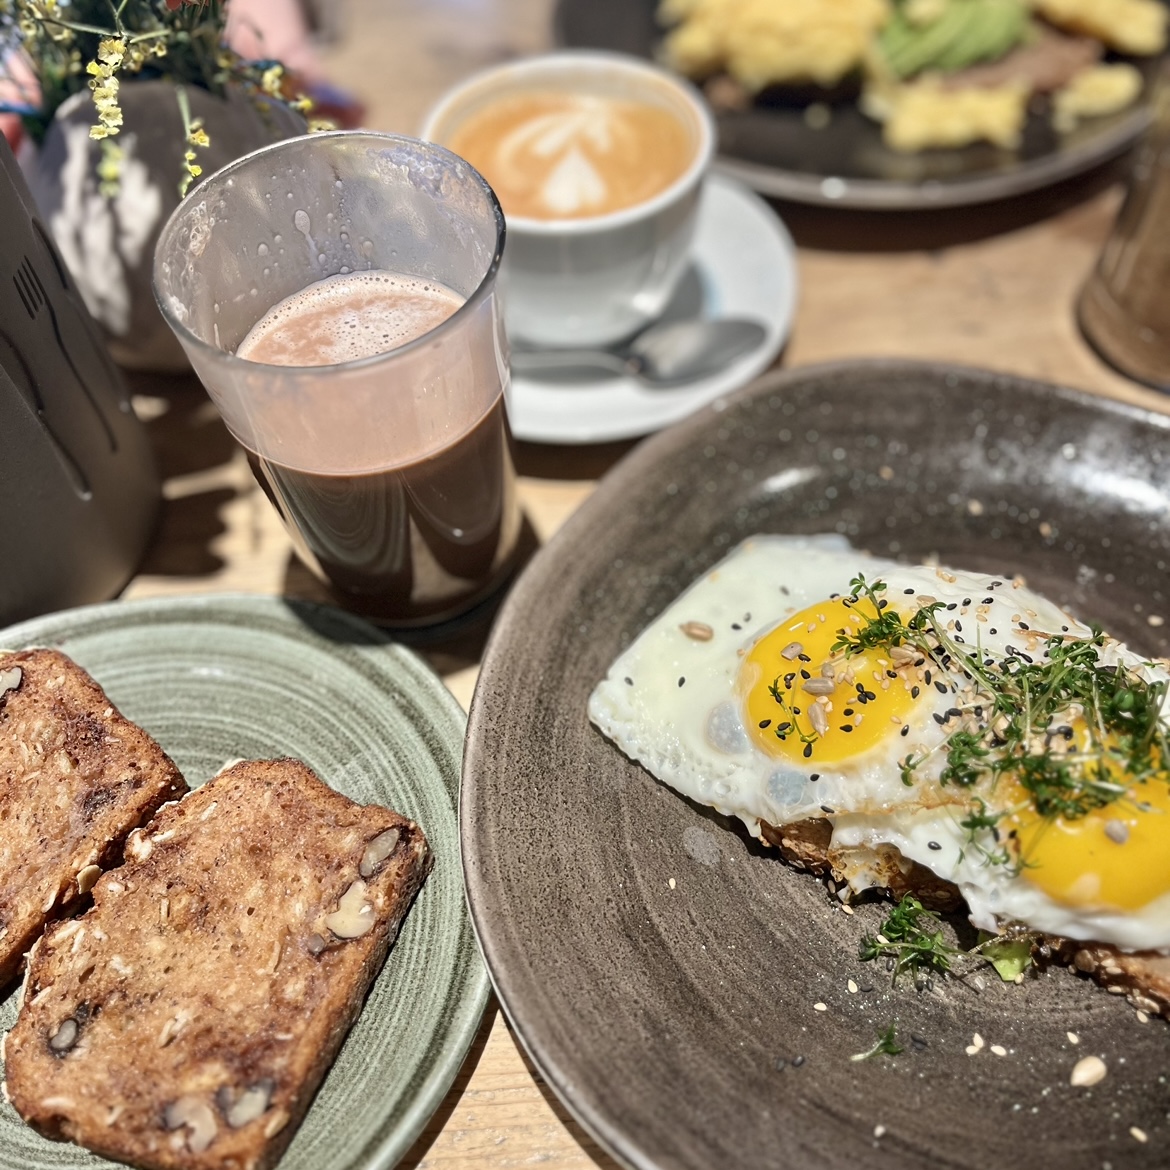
{"left": 509, "top": 317, "right": 768, "bottom": 385}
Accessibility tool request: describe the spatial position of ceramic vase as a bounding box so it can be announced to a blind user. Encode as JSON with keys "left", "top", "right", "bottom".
{"left": 30, "top": 80, "right": 302, "bottom": 372}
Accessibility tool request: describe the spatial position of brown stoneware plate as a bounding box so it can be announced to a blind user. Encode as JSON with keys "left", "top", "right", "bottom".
{"left": 463, "top": 361, "right": 1170, "bottom": 1170}
{"left": 555, "top": 0, "right": 1161, "bottom": 209}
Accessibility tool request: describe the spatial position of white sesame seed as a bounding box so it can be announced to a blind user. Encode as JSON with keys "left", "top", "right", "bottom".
{"left": 990, "top": 1045, "right": 1007, "bottom": 1057}
{"left": 847, "top": 980, "right": 859, "bottom": 994}
{"left": 814, "top": 1002, "right": 828, "bottom": 1012}
{"left": 1148, "top": 614, "right": 1164, "bottom": 627}
{"left": 1070, "top": 1055, "right": 1107, "bottom": 1087}
{"left": 1136, "top": 1011, "right": 1150, "bottom": 1024}
{"left": 873, "top": 1125, "right": 886, "bottom": 1138}
{"left": 840, "top": 904, "right": 855, "bottom": 916}
{"left": 1067, "top": 1031, "right": 1080, "bottom": 1045}
{"left": 965, "top": 1046, "right": 980, "bottom": 1056}
{"left": 972, "top": 1033, "right": 985, "bottom": 1049}
{"left": 668, "top": 878, "right": 676, "bottom": 890}
{"left": 1130, "top": 1127, "right": 1148, "bottom": 1144}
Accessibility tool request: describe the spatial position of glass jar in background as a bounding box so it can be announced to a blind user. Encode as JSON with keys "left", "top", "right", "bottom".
{"left": 1079, "top": 64, "right": 1170, "bottom": 392}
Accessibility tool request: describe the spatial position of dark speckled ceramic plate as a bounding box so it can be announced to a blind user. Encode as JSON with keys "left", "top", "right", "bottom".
{"left": 0, "top": 595, "right": 488, "bottom": 1170}
{"left": 555, "top": 0, "right": 1160, "bottom": 209}
{"left": 464, "top": 361, "right": 1170, "bottom": 1170}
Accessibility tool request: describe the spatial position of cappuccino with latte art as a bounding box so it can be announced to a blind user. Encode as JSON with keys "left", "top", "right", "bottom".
{"left": 422, "top": 52, "right": 714, "bottom": 346}
{"left": 447, "top": 91, "right": 693, "bottom": 220}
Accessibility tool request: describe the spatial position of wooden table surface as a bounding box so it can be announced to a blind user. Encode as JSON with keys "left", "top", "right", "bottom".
{"left": 117, "top": 2, "right": 1170, "bottom": 1166}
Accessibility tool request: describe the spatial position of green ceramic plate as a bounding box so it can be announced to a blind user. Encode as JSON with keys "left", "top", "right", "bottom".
{"left": 0, "top": 594, "right": 487, "bottom": 1170}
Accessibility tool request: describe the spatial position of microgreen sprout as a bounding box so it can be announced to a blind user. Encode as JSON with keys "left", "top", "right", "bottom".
{"left": 850, "top": 1022, "right": 904, "bottom": 1062}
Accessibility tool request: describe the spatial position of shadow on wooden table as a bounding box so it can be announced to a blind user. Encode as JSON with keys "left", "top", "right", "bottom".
{"left": 398, "top": 995, "right": 622, "bottom": 1170}
{"left": 771, "top": 151, "right": 1130, "bottom": 253}
{"left": 126, "top": 370, "right": 241, "bottom": 579}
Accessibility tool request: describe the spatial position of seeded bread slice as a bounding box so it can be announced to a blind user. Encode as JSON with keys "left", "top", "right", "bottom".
{"left": 3, "top": 758, "right": 432, "bottom": 1170}
{"left": 0, "top": 649, "right": 186, "bottom": 987}
{"left": 761, "top": 815, "right": 1170, "bottom": 1019}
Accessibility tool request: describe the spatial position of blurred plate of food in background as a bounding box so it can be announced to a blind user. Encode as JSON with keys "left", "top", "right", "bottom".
{"left": 555, "top": 0, "right": 1167, "bottom": 209}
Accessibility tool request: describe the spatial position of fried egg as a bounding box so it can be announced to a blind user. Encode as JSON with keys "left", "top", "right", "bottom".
{"left": 587, "top": 535, "right": 1170, "bottom": 952}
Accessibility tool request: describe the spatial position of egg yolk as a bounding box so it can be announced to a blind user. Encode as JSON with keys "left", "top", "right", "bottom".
{"left": 1007, "top": 739, "right": 1170, "bottom": 913}
{"left": 740, "top": 597, "right": 921, "bottom": 766}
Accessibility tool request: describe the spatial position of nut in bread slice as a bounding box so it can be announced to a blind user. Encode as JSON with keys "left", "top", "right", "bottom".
{"left": 0, "top": 649, "right": 186, "bottom": 986}
{"left": 4, "top": 758, "right": 433, "bottom": 1170}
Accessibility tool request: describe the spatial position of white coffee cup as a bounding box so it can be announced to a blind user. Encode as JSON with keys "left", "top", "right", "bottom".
{"left": 421, "top": 51, "right": 715, "bottom": 349}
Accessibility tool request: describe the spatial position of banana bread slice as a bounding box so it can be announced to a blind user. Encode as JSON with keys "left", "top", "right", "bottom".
{"left": 3, "top": 758, "right": 432, "bottom": 1170}
{"left": 0, "top": 648, "right": 186, "bottom": 987}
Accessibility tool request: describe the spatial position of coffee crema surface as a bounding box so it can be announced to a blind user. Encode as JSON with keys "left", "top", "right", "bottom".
{"left": 446, "top": 90, "right": 693, "bottom": 220}
{"left": 237, "top": 271, "right": 462, "bottom": 367}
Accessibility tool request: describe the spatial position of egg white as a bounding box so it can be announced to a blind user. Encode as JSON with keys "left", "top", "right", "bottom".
{"left": 588, "top": 534, "right": 1170, "bottom": 951}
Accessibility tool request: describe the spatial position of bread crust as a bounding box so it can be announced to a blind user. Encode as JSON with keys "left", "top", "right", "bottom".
{"left": 761, "top": 816, "right": 1170, "bottom": 1017}
{"left": 0, "top": 649, "right": 187, "bottom": 986}
{"left": 4, "top": 758, "right": 432, "bottom": 1170}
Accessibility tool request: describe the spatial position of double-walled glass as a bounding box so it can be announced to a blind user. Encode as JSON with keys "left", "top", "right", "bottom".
{"left": 154, "top": 132, "right": 520, "bottom": 626}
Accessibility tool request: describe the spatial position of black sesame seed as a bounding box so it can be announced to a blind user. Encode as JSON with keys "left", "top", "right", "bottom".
{"left": 983, "top": 597, "right": 994, "bottom": 605}
{"left": 820, "top": 805, "right": 835, "bottom": 814}
{"left": 955, "top": 620, "right": 963, "bottom": 632}
{"left": 810, "top": 773, "right": 820, "bottom": 782}
{"left": 946, "top": 602, "right": 957, "bottom": 611}
{"left": 678, "top": 677, "right": 686, "bottom": 688}
{"left": 624, "top": 677, "right": 634, "bottom": 686}
{"left": 947, "top": 708, "right": 962, "bottom": 719}
{"left": 903, "top": 588, "right": 915, "bottom": 594}
{"left": 878, "top": 599, "right": 889, "bottom": 610}
{"left": 744, "top": 613, "right": 751, "bottom": 622}
{"left": 928, "top": 841, "right": 942, "bottom": 851}
{"left": 798, "top": 654, "right": 812, "bottom": 663}
{"left": 924, "top": 670, "right": 932, "bottom": 684}
{"left": 887, "top": 670, "right": 898, "bottom": 679}
{"left": 791, "top": 1055, "right": 806, "bottom": 1068}
{"left": 758, "top": 719, "right": 772, "bottom": 729}
{"left": 912, "top": 1034, "right": 928, "bottom": 1050}
{"left": 911, "top": 686, "right": 921, "bottom": 699}
{"left": 792, "top": 706, "right": 802, "bottom": 715}
{"left": 900, "top": 726, "right": 910, "bottom": 736}
{"left": 1061, "top": 624, "right": 1069, "bottom": 632}
{"left": 731, "top": 623, "right": 742, "bottom": 630}
{"left": 843, "top": 707, "right": 854, "bottom": 717}
{"left": 784, "top": 673, "right": 796, "bottom": 688}
{"left": 777, "top": 721, "right": 792, "bottom": 733}
{"left": 803, "top": 743, "right": 813, "bottom": 758}
{"left": 934, "top": 681, "right": 947, "bottom": 694}
{"left": 840, "top": 724, "right": 854, "bottom": 733}
{"left": 860, "top": 982, "right": 874, "bottom": 993}
{"left": 962, "top": 599, "right": 971, "bottom": 607}
{"left": 989, "top": 628, "right": 997, "bottom": 635}
{"left": 780, "top": 585, "right": 790, "bottom": 595}
{"left": 933, "top": 713, "right": 946, "bottom": 725}
{"left": 863, "top": 690, "right": 877, "bottom": 701}
{"left": 1018, "top": 621, "right": 1030, "bottom": 630}
{"left": 775, "top": 1057, "right": 787, "bottom": 1071}
{"left": 800, "top": 669, "right": 811, "bottom": 680}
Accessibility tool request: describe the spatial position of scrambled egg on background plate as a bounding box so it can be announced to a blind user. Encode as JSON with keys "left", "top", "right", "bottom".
{"left": 659, "top": 0, "right": 1166, "bottom": 151}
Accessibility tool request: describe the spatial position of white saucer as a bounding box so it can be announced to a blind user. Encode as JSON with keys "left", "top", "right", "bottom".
{"left": 505, "top": 173, "right": 797, "bottom": 445}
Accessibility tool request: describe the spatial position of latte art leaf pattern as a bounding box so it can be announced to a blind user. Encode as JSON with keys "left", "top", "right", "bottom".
{"left": 449, "top": 91, "right": 694, "bottom": 219}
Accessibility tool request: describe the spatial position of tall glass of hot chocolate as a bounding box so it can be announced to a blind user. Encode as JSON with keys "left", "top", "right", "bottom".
{"left": 153, "top": 132, "right": 520, "bottom": 627}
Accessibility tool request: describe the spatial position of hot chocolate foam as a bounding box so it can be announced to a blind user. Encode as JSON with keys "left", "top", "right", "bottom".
{"left": 237, "top": 271, "right": 463, "bottom": 367}
{"left": 447, "top": 90, "right": 693, "bottom": 220}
